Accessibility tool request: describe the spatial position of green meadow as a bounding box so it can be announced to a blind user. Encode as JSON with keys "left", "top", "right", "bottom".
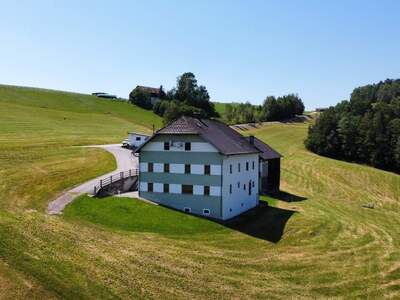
{"left": 0, "top": 85, "right": 399, "bottom": 299}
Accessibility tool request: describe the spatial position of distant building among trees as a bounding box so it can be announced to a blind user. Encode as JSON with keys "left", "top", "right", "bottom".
{"left": 129, "top": 73, "right": 218, "bottom": 123}
{"left": 129, "top": 85, "right": 166, "bottom": 109}
{"left": 92, "top": 92, "right": 117, "bottom": 99}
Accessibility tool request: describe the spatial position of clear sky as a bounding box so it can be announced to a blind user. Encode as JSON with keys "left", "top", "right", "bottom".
{"left": 1, "top": 0, "right": 399, "bottom": 109}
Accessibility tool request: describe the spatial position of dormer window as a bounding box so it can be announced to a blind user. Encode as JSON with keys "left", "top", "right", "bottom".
{"left": 204, "top": 165, "right": 210, "bottom": 175}
{"left": 204, "top": 186, "right": 210, "bottom": 196}
{"left": 164, "top": 142, "right": 170, "bottom": 150}
{"left": 164, "top": 163, "right": 170, "bottom": 173}
{"left": 185, "top": 142, "right": 191, "bottom": 151}
{"left": 185, "top": 164, "right": 191, "bottom": 174}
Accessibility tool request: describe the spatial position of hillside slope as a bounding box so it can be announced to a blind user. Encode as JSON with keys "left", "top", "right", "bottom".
{"left": 0, "top": 85, "right": 162, "bottom": 129}
{"left": 0, "top": 86, "right": 399, "bottom": 298}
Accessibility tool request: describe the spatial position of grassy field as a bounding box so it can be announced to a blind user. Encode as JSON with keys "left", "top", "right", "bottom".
{"left": 213, "top": 101, "right": 240, "bottom": 118}
{"left": 213, "top": 102, "right": 228, "bottom": 116}
{"left": 1, "top": 85, "right": 400, "bottom": 299}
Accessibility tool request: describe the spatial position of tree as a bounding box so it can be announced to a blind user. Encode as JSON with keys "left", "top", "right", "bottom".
{"left": 305, "top": 108, "right": 340, "bottom": 157}
{"left": 394, "top": 137, "right": 400, "bottom": 169}
{"left": 163, "top": 72, "right": 218, "bottom": 122}
{"left": 129, "top": 87, "right": 151, "bottom": 109}
{"left": 262, "top": 94, "right": 304, "bottom": 121}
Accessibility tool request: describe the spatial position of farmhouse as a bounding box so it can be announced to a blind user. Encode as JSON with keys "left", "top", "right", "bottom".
{"left": 125, "top": 132, "right": 150, "bottom": 148}
{"left": 134, "top": 86, "right": 165, "bottom": 105}
{"left": 135, "top": 116, "right": 281, "bottom": 220}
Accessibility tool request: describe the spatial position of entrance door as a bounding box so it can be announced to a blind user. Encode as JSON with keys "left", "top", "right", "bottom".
{"left": 248, "top": 180, "right": 252, "bottom": 195}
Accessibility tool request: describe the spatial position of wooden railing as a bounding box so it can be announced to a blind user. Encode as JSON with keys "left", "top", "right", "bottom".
{"left": 93, "top": 168, "right": 138, "bottom": 195}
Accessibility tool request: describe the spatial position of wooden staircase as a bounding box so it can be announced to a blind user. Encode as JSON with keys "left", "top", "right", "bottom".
{"left": 92, "top": 169, "right": 139, "bottom": 197}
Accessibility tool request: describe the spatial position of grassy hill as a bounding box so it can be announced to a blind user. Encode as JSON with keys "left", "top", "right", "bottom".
{"left": 213, "top": 101, "right": 240, "bottom": 118}
{"left": 0, "top": 85, "right": 400, "bottom": 298}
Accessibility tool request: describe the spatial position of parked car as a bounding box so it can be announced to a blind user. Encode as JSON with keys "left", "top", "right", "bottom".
{"left": 122, "top": 139, "right": 133, "bottom": 149}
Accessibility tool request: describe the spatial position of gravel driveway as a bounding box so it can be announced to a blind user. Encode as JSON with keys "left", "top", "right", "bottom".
{"left": 47, "top": 144, "right": 138, "bottom": 215}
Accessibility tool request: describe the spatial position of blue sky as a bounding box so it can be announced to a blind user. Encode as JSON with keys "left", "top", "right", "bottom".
{"left": 1, "top": 0, "right": 399, "bottom": 109}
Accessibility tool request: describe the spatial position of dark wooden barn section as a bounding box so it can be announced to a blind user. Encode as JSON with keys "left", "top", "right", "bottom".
{"left": 259, "top": 158, "right": 281, "bottom": 194}
{"left": 246, "top": 136, "right": 282, "bottom": 194}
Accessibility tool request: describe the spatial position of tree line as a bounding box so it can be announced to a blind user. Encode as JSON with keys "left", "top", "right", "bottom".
{"left": 129, "top": 72, "right": 218, "bottom": 123}
{"left": 129, "top": 73, "right": 305, "bottom": 124}
{"left": 224, "top": 94, "right": 305, "bottom": 124}
{"left": 305, "top": 79, "right": 400, "bottom": 173}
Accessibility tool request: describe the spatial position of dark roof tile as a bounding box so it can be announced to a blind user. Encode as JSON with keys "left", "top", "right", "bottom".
{"left": 137, "top": 116, "right": 281, "bottom": 159}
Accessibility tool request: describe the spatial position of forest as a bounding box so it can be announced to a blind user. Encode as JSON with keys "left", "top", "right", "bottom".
{"left": 305, "top": 79, "right": 400, "bottom": 173}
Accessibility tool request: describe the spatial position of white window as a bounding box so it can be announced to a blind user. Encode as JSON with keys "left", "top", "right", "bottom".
{"left": 154, "top": 163, "right": 163, "bottom": 173}
{"left": 170, "top": 184, "right": 182, "bottom": 194}
{"left": 139, "top": 182, "right": 148, "bottom": 192}
{"left": 170, "top": 164, "right": 184, "bottom": 174}
{"left": 193, "top": 185, "right": 204, "bottom": 195}
{"left": 203, "top": 209, "right": 210, "bottom": 216}
{"left": 139, "top": 162, "right": 148, "bottom": 172}
{"left": 191, "top": 164, "right": 204, "bottom": 174}
{"left": 210, "top": 186, "right": 221, "bottom": 196}
{"left": 153, "top": 183, "right": 163, "bottom": 193}
{"left": 210, "top": 165, "right": 222, "bottom": 175}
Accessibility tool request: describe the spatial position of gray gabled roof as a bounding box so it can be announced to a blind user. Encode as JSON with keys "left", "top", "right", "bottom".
{"left": 245, "top": 136, "right": 282, "bottom": 160}
{"left": 136, "top": 116, "right": 281, "bottom": 159}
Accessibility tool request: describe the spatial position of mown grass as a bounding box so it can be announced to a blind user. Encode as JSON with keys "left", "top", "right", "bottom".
{"left": 213, "top": 102, "right": 228, "bottom": 116}
{"left": 0, "top": 84, "right": 163, "bottom": 131}
{"left": 64, "top": 195, "right": 226, "bottom": 237}
{"left": 213, "top": 101, "right": 239, "bottom": 119}
{"left": 0, "top": 85, "right": 400, "bottom": 299}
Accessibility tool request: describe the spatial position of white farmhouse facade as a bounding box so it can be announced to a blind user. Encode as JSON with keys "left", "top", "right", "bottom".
{"left": 135, "top": 116, "right": 281, "bottom": 220}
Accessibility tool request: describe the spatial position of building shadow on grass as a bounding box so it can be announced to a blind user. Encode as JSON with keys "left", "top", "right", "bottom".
{"left": 220, "top": 201, "right": 297, "bottom": 243}
{"left": 270, "top": 191, "right": 307, "bottom": 202}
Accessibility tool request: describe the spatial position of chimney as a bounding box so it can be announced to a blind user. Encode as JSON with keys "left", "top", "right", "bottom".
{"left": 249, "top": 135, "right": 255, "bottom": 145}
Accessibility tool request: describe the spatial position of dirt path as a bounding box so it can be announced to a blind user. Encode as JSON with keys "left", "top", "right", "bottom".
{"left": 47, "top": 144, "right": 138, "bottom": 215}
